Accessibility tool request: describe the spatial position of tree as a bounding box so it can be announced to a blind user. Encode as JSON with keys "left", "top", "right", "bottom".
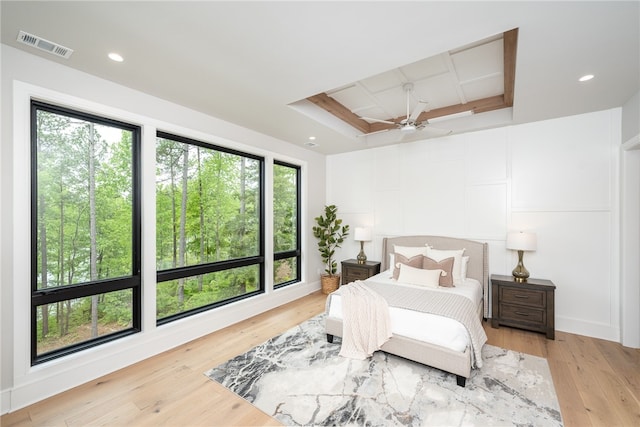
{"left": 178, "top": 143, "right": 189, "bottom": 306}
{"left": 35, "top": 107, "right": 135, "bottom": 354}
{"left": 155, "top": 137, "right": 262, "bottom": 319}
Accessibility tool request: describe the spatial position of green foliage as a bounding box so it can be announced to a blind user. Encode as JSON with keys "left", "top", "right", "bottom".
{"left": 273, "top": 164, "right": 298, "bottom": 253}
{"left": 155, "top": 142, "right": 261, "bottom": 268}
{"left": 154, "top": 137, "right": 269, "bottom": 319}
{"left": 273, "top": 164, "right": 299, "bottom": 285}
{"left": 35, "top": 112, "right": 135, "bottom": 289}
{"left": 155, "top": 266, "right": 259, "bottom": 318}
{"left": 34, "top": 109, "right": 139, "bottom": 354}
{"left": 34, "top": 110, "right": 297, "bottom": 354}
{"left": 312, "top": 205, "right": 349, "bottom": 276}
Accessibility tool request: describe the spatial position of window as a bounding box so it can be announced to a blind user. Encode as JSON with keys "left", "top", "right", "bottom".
{"left": 31, "top": 101, "right": 141, "bottom": 365}
{"left": 273, "top": 161, "right": 301, "bottom": 287}
{"left": 155, "top": 132, "right": 264, "bottom": 323}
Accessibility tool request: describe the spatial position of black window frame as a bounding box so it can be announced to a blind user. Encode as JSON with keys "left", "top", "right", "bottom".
{"left": 30, "top": 100, "right": 142, "bottom": 365}
{"left": 273, "top": 160, "right": 302, "bottom": 288}
{"left": 155, "top": 131, "right": 266, "bottom": 325}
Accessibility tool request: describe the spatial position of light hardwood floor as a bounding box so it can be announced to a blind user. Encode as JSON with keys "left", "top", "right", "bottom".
{"left": 2, "top": 291, "right": 639, "bottom": 426}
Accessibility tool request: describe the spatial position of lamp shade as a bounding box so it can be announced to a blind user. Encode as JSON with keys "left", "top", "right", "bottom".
{"left": 506, "top": 231, "right": 537, "bottom": 251}
{"left": 354, "top": 227, "right": 372, "bottom": 242}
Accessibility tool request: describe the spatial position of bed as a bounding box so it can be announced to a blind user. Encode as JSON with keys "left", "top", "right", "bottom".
{"left": 324, "top": 235, "right": 489, "bottom": 387}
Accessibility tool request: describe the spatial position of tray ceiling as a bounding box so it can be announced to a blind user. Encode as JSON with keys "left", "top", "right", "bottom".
{"left": 306, "top": 29, "right": 517, "bottom": 136}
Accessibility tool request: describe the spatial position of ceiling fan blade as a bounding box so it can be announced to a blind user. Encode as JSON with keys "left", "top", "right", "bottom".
{"left": 356, "top": 128, "right": 392, "bottom": 137}
{"left": 409, "top": 101, "right": 428, "bottom": 121}
{"left": 360, "top": 116, "right": 396, "bottom": 125}
{"left": 420, "top": 124, "right": 453, "bottom": 136}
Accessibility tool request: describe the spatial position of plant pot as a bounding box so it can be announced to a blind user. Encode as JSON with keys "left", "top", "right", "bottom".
{"left": 321, "top": 274, "right": 341, "bottom": 295}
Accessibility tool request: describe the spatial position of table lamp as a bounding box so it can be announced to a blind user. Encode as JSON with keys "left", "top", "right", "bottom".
{"left": 506, "top": 231, "right": 537, "bottom": 282}
{"left": 354, "top": 227, "right": 372, "bottom": 264}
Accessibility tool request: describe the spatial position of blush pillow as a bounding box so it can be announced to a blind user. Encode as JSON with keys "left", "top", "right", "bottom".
{"left": 426, "top": 247, "right": 465, "bottom": 285}
{"left": 392, "top": 253, "right": 424, "bottom": 280}
{"left": 397, "top": 263, "right": 443, "bottom": 288}
{"left": 423, "top": 256, "right": 454, "bottom": 287}
{"left": 390, "top": 246, "right": 429, "bottom": 274}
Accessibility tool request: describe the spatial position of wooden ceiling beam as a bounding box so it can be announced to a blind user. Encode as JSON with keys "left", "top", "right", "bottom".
{"left": 321, "top": 94, "right": 509, "bottom": 135}
{"left": 503, "top": 28, "right": 518, "bottom": 107}
{"left": 306, "top": 93, "right": 371, "bottom": 134}
{"left": 410, "top": 95, "right": 506, "bottom": 123}
{"left": 369, "top": 122, "right": 397, "bottom": 133}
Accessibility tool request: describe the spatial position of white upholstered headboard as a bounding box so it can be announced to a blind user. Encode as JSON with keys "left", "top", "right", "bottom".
{"left": 381, "top": 235, "right": 490, "bottom": 318}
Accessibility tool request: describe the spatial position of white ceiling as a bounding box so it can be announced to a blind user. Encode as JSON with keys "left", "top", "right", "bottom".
{"left": 2, "top": 1, "right": 639, "bottom": 155}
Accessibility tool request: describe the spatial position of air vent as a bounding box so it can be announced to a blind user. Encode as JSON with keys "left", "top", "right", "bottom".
{"left": 17, "top": 31, "right": 73, "bottom": 59}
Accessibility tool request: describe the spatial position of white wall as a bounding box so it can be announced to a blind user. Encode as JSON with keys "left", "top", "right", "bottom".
{"left": 622, "top": 91, "right": 639, "bottom": 143}
{"left": 1, "top": 46, "right": 327, "bottom": 413}
{"left": 620, "top": 91, "right": 640, "bottom": 348}
{"left": 327, "top": 109, "right": 623, "bottom": 343}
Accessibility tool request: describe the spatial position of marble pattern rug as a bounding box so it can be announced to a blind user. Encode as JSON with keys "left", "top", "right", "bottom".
{"left": 205, "top": 315, "right": 563, "bottom": 426}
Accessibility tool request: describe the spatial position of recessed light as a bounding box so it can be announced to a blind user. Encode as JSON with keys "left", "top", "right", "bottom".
{"left": 308, "top": 136, "right": 316, "bottom": 140}
{"left": 579, "top": 74, "right": 594, "bottom": 82}
{"left": 108, "top": 52, "right": 124, "bottom": 62}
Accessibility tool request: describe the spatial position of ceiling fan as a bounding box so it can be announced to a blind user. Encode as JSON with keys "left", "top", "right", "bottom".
{"left": 361, "top": 83, "right": 451, "bottom": 137}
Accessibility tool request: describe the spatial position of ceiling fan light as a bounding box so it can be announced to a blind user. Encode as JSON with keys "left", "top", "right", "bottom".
{"left": 400, "top": 124, "right": 416, "bottom": 133}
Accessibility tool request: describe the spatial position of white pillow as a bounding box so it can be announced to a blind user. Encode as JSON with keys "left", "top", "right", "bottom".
{"left": 425, "top": 247, "right": 465, "bottom": 285}
{"left": 393, "top": 245, "right": 428, "bottom": 258}
{"left": 461, "top": 256, "right": 469, "bottom": 280}
{"left": 397, "top": 263, "right": 443, "bottom": 288}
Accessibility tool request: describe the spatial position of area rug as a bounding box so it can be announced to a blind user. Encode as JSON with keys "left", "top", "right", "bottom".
{"left": 205, "top": 314, "right": 563, "bottom": 426}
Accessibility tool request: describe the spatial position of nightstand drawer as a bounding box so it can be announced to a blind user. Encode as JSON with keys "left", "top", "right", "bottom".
{"left": 341, "top": 259, "right": 381, "bottom": 286}
{"left": 500, "top": 303, "right": 546, "bottom": 326}
{"left": 343, "top": 266, "right": 370, "bottom": 281}
{"left": 500, "top": 287, "right": 545, "bottom": 308}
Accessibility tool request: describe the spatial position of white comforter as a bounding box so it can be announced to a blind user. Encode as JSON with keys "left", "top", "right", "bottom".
{"left": 328, "top": 270, "right": 483, "bottom": 352}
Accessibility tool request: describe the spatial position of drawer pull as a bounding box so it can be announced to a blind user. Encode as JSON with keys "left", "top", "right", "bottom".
{"left": 515, "top": 311, "right": 530, "bottom": 316}
{"left": 513, "top": 294, "right": 529, "bottom": 299}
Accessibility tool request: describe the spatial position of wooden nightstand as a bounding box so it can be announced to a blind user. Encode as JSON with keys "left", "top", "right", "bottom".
{"left": 491, "top": 274, "right": 556, "bottom": 339}
{"left": 341, "top": 259, "right": 381, "bottom": 285}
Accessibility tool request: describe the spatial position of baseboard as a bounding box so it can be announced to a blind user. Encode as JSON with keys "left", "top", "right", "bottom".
{"left": 556, "top": 315, "right": 620, "bottom": 343}
{"left": 2, "top": 281, "right": 320, "bottom": 415}
{"left": 1, "top": 389, "right": 10, "bottom": 415}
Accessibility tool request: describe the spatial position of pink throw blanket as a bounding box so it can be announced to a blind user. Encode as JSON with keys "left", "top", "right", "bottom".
{"left": 337, "top": 281, "right": 392, "bottom": 359}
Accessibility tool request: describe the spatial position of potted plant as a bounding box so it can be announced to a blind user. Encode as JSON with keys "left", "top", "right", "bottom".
{"left": 313, "top": 204, "right": 349, "bottom": 294}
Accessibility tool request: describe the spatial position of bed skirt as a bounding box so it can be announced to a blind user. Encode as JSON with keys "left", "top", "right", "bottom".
{"left": 325, "top": 315, "right": 472, "bottom": 386}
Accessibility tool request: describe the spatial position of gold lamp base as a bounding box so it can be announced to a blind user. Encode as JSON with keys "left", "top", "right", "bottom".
{"left": 512, "top": 250, "right": 530, "bottom": 282}
{"left": 356, "top": 241, "right": 367, "bottom": 264}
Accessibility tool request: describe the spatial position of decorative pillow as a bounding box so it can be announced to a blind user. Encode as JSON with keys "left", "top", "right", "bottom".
{"left": 423, "top": 256, "right": 454, "bottom": 287}
{"left": 397, "top": 263, "right": 443, "bottom": 288}
{"left": 425, "top": 247, "right": 466, "bottom": 285}
{"left": 392, "top": 253, "right": 424, "bottom": 280}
